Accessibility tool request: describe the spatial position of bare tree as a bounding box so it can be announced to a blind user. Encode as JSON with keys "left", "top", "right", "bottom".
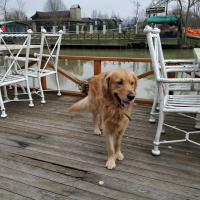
{"left": 91, "top": 10, "right": 98, "bottom": 18}
{"left": 0, "top": 0, "right": 27, "bottom": 21}
{"left": 16, "top": 0, "right": 25, "bottom": 11}
{"left": 184, "top": 0, "right": 200, "bottom": 43}
{"left": 132, "top": 1, "right": 141, "bottom": 34}
{"left": 149, "top": 0, "right": 200, "bottom": 44}
{"left": 7, "top": 0, "right": 27, "bottom": 21}
{"left": 0, "top": 0, "right": 10, "bottom": 21}
{"left": 43, "top": 0, "right": 67, "bottom": 12}
{"left": 173, "top": 0, "right": 200, "bottom": 44}
{"left": 7, "top": 9, "right": 27, "bottom": 21}
{"left": 43, "top": 0, "right": 67, "bottom": 27}
{"left": 91, "top": 9, "right": 110, "bottom": 18}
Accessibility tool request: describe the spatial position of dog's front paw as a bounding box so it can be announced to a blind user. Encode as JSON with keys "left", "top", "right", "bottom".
{"left": 115, "top": 152, "right": 124, "bottom": 161}
{"left": 94, "top": 128, "right": 101, "bottom": 135}
{"left": 106, "top": 159, "right": 116, "bottom": 169}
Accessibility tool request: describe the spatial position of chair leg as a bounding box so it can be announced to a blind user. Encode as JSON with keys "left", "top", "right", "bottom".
{"left": 25, "top": 80, "right": 34, "bottom": 107}
{"left": 0, "top": 89, "right": 7, "bottom": 118}
{"left": 18, "top": 83, "right": 27, "bottom": 94}
{"left": 32, "top": 77, "right": 36, "bottom": 93}
{"left": 3, "top": 86, "right": 9, "bottom": 101}
{"left": 14, "top": 83, "right": 18, "bottom": 100}
{"left": 195, "top": 114, "right": 200, "bottom": 129}
{"left": 38, "top": 77, "right": 46, "bottom": 104}
{"left": 55, "top": 73, "right": 61, "bottom": 96}
{"left": 152, "top": 110, "right": 165, "bottom": 156}
{"left": 149, "top": 84, "right": 158, "bottom": 123}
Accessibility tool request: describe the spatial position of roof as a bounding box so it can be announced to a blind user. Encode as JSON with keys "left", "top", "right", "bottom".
{"left": 99, "top": 19, "right": 107, "bottom": 21}
{"left": 70, "top": 4, "right": 80, "bottom": 9}
{"left": 31, "top": 11, "right": 70, "bottom": 19}
{"left": 0, "top": 21, "right": 31, "bottom": 26}
{"left": 92, "top": 18, "right": 100, "bottom": 21}
{"left": 0, "top": 21, "right": 15, "bottom": 25}
{"left": 114, "top": 19, "right": 122, "bottom": 22}
{"left": 147, "top": 15, "right": 180, "bottom": 24}
{"left": 82, "top": 17, "right": 92, "bottom": 20}
{"left": 30, "top": 18, "right": 91, "bottom": 23}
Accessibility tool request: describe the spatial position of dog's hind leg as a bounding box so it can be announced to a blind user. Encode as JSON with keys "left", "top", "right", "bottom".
{"left": 93, "top": 113, "right": 101, "bottom": 135}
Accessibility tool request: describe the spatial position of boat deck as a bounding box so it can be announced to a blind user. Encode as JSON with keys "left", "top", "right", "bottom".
{"left": 0, "top": 93, "right": 200, "bottom": 200}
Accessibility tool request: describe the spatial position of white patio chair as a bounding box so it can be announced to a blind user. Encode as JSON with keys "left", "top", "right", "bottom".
{"left": 26, "top": 29, "right": 63, "bottom": 103}
{"left": 144, "top": 25, "right": 200, "bottom": 155}
{"left": 144, "top": 26, "right": 200, "bottom": 123}
{"left": 0, "top": 29, "right": 34, "bottom": 118}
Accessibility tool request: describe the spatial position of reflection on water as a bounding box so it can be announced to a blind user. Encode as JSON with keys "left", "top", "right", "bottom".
{"left": 13, "top": 48, "right": 195, "bottom": 100}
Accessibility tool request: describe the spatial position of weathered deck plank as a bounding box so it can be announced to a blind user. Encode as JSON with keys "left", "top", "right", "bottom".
{"left": 0, "top": 93, "right": 200, "bottom": 200}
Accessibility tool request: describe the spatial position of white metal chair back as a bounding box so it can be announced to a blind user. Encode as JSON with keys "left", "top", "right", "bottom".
{"left": 144, "top": 25, "right": 200, "bottom": 155}
{"left": 0, "top": 30, "right": 32, "bottom": 85}
{"left": 144, "top": 25, "right": 200, "bottom": 123}
{"left": 144, "top": 26, "right": 168, "bottom": 81}
{"left": 35, "top": 29, "right": 62, "bottom": 76}
{"left": 29, "top": 29, "right": 63, "bottom": 103}
{"left": 0, "top": 29, "right": 34, "bottom": 117}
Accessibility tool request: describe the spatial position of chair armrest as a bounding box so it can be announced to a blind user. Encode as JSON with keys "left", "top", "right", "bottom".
{"left": 5, "top": 56, "right": 39, "bottom": 62}
{"left": 34, "top": 53, "right": 56, "bottom": 58}
{"left": 166, "top": 65, "right": 200, "bottom": 72}
{"left": 158, "top": 77, "right": 200, "bottom": 83}
{"left": 165, "top": 59, "right": 195, "bottom": 64}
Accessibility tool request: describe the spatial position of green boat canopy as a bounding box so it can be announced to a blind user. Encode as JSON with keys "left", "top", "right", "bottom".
{"left": 147, "top": 15, "right": 180, "bottom": 24}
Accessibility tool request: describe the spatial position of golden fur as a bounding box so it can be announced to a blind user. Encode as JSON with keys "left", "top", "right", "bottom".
{"left": 67, "top": 68, "right": 138, "bottom": 169}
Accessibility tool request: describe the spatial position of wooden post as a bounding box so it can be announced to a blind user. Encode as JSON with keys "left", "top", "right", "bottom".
{"left": 94, "top": 60, "right": 101, "bottom": 75}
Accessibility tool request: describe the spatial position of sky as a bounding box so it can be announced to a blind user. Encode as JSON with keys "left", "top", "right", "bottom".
{"left": 7, "top": 0, "right": 152, "bottom": 19}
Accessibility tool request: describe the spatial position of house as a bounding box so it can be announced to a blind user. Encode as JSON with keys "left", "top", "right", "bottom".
{"left": 30, "top": 5, "right": 92, "bottom": 32}
{"left": 30, "top": 4, "right": 122, "bottom": 33}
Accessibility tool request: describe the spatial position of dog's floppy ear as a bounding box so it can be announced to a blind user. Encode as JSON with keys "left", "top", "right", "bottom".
{"left": 132, "top": 72, "right": 138, "bottom": 91}
{"left": 102, "top": 71, "right": 112, "bottom": 95}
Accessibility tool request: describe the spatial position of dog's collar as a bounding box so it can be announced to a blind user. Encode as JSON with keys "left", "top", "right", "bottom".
{"left": 123, "top": 112, "right": 132, "bottom": 121}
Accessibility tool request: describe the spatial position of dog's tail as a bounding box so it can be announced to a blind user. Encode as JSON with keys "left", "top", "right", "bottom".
{"left": 67, "top": 96, "right": 89, "bottom": 113}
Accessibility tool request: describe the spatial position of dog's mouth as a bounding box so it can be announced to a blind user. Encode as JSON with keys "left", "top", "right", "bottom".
{"left": 114, "top": 93, "right": 131, "bottom": 108}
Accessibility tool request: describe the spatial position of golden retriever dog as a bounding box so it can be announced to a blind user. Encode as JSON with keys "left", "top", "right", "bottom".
{"left": 67, "top": 68, "right": 138, "bottom": 169}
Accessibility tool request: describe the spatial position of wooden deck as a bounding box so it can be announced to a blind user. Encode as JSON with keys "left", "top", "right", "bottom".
{"left": 0, "top": 93, "right": 200, "bottom": 200}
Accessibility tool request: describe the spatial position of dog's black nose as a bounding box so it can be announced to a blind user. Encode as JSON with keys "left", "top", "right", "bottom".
{"left": 127, "top": 93, "right": 135, "bottom": 101}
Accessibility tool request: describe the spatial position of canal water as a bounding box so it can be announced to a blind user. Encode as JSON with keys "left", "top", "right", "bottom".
{"left": 33, "top": 48, "right": 194, "bottom": 100}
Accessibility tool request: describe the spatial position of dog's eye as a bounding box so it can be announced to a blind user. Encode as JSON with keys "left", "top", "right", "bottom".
{"left": 116, "top": 81, "right": 123, "bottom": 85}
{"left": 131, "top": 82, "right": 134, "bottom": 85}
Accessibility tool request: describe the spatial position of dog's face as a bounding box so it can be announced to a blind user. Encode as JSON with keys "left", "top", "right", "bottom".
{"left": 102, "top": 68, "right": 138, "bottom": 108}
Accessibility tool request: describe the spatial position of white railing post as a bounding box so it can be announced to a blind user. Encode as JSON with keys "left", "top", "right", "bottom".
{"left": 76, "top": 24, "right": 79, "bottom": 34}
{"left": 53, "top": 26, "right": 56, "bottom": 33}
{"left": 41, "top": 26, "right": 44, "bottom": 32}
{"left": 90, "top": 24, "right": 93, "bottom": 34}
{"left": 63, "top": 25, "right": 66, "bottom": 34}
{"left": 103, "top": 25, "right": 106, "bottom": 35}
{"left": 119, "top": 24, "right": 122, "bottom": 34}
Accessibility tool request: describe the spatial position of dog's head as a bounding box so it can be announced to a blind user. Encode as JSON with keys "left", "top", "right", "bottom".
{"left": 102, "top": 68, "right": 138, "bottom": 108}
